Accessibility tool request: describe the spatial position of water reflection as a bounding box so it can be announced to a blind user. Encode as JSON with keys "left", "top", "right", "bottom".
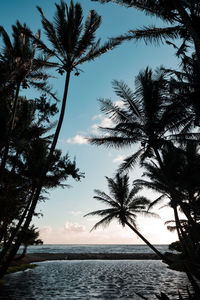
{"left": 0, "top": 260, "right": 188, "bottom": 299}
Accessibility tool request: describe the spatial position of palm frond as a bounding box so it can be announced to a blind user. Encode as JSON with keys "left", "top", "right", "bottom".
{"left": 148, "top": 194, "right": 166, "bottom": 211}
{"left": 117, "top": 148, "right": 144, "bottom": 173}
{"left": 75, "top": 38, "right": 121, "bottom": 65}
{"left": 89, "top": 213, "right": 116, "bottom": 231}
{"left": 37, "top": 6, "right": 64, "bottom": 60}
{"left": 0, "top": 26, "right": 12, "bottom": 50}
{"left": 75, "top": 9, "right": 101, "bottom": 57}
{"left": 112, "top": 80, "right": 141, "bottom": 117}
{"left": 93, "top": 189, "right": 119, "bottom": 208}
{"left": 89, "top": 135, "right": 138, "bottom": 148}
{"left": 99, "top": 98, "right": 132, "bottom": 123}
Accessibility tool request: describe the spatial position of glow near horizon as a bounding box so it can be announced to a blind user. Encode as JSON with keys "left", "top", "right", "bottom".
{"left": 2, "top": 0, "right": 179, "bottom": 244}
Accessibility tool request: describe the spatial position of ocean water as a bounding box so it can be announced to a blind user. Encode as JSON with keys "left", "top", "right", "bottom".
{"left": 1, "top": 245, "right": 187, "bottom": 299}
{"left": 0, "top": 260, "right": 189, "bottom": 300}
{"left": 19, "top": 243, "right": 170, "bottom": 254}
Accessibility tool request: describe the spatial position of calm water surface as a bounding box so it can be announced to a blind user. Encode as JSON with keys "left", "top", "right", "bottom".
{"left": 0, "top": 260, "right": 189, "bottom": 300}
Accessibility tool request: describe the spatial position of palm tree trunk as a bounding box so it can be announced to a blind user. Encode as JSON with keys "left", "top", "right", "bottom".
{"left": 0, "top": 71, "right": 71, "bottom": 278}
{"left": 125, "top": 220, "right": 171, "bottom": 264}
{"left": 19, "top": 245, "right": 27, "bottom": 259}
{"left": 153, "top": 146, "right": 197, "bottom": 255}
{"left": 0, "top": 187, "right": 35, "bottom": 263}
{"left": 0, "top": 221, "right": 8, "bottom": 244}
{"left": 0, "top": 81, "right": 21, "bottom": 174}
{"left": 173, "top": 205, "right": 191, "bottom": 256}
{"left": 47, "top": 71, "right": 71, "bottom": 163}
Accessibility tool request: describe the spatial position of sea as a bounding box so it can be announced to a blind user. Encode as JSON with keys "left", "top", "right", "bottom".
{"left": 0, "top": 244, "right": 190, "bottom": 300}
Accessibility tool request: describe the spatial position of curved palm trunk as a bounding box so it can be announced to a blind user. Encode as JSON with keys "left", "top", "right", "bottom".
{"left": 47, "top": 71, "right": 71, "bottom": 162}
{"left": 0, "top": 187, "right": 35, "bottom": 263}
{"left": 0, "top": 81, "right": 21, "bottom": 174}
{"left": 125, "top": 220, "right": 171, "bottom": 264}
{"left": 0, "top": 71, "right": 71, "bottom": 278}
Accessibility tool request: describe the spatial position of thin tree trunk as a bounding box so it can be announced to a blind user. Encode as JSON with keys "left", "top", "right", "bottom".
{"left": 0, "top": 187, "right": 35, "bottom": 263}
{"left": 173, "top": 205, "right": 191, "bottom": 257}
{"left": 0, "top": 71, "right": 71, "bottom": 278}
{"left": 125, "top": 220, "right": 171, "bottom": 264}
{"left": 0, "top": 221, "right": 8, "bottom": 244}
{"left": 47, "top": 71, "right": 71, "bottom": 163}
{"left": 0, "top": 81, "right": 21, "bottom": 174}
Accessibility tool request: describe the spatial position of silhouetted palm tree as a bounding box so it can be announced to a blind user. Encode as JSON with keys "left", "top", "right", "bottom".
{"left": 35, "top": 0, "right": 121, "bottom": 164}
{"left": 92, "top": 0, "right": 200, "bottom": 67}
{"left": 135, "top": 142, "right": 200, "bottom": 258}
{"left": 90, "top": 67, "right": 187, "bottom": 173}
{"left": 17, "top": 225, "right": 43, "bottom": 259}
{"left": 0, "top": 21, "right": 56, "bottom": 173}
{"left": 85, "top": 173, "right": 170, "bottom": 262}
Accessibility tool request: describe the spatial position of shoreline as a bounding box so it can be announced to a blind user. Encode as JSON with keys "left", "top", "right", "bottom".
{"left": 12, "top": 252, "right": 161, "bottom": 265}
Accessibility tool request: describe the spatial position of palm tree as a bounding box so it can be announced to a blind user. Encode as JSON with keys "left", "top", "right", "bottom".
{"left": 0, "top": 0, "right": 120, "bottom": 278}
{"left": 85, "top": 173, "right": 170, "bottom": 263}
{"left": 90, "top": 67, "right": 187, "bottom": 173}
{"left": 0, "top": 21, "right": 56, "bottom": 174}
{"left": 17, "top": 225, "right": 43, "bottom": 259}
{"left": 34, "top": 0, "right": 121, "bottom": 166}
{"left": 135, "top": 142, "right": 200, "bottom": 258}
{"left": 92, "top": 0, "right": 200, "bottom": 68}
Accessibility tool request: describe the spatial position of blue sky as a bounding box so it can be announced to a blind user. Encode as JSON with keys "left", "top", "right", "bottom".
{"left": 2, "top": 0, "right": 179, "bottom": 244}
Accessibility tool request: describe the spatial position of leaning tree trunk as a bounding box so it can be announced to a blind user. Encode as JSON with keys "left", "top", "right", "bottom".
{"left": 0, "top": 71, "right": 71, "bottom": 278}
{"left": 0, "top": 186, "right": 35, "bottom": 263}
{"left": 125, "top": 220, "right": 172, "bottom": 264}
{"left": 17, "top": 245, "right": 27, "bottom": 260}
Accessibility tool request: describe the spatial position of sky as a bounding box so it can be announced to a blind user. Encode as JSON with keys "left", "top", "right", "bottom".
{"left": 1, "top": 0, "right": 180, "bottom": 244}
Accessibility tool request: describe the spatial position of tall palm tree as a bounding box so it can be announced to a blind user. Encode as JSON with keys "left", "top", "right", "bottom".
{"left": 34, "top": 0, "right": 121, "bottom": 165}
{"left": 85, "top": 173, "right": 170, "bottom": 263}
{"left": 0, "top": 0, "right": 120, "bottom": 278}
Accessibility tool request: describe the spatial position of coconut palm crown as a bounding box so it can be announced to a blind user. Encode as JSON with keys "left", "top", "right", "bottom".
{"left": 90, "top": 67, "right": 188, "bottom": 173}
{"left": 35, "top": 0, "right": 121, "bottom": 76}
{"left": 85, "top": 174, "right": 151, "bottom": 229}
{"left": 85, "top": 173, "right": 170, "bottom": 262}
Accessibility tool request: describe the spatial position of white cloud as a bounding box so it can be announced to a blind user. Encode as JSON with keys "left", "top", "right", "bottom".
{"left": 40, "top": 226, "right": 52, "bottom": 235}
{"left": 114, "top": 100, "right": 124, "bottom": 108}
{"left": 64, "top": 222, "right": 86, "bottom": 233}
{"left": 92, "top": 114, "right": 102, "bottom": 121}
{"left": 113, "top": 155, "right": 125, "bottom": 163}
{"left": 91, "top": 115, "right": 114, "bottom": 135}
{"left": 66, "top": 135, "right": 88, "bottom": 144}
{"left": 70, "top": 211, "right": 82, "bottom": 216}
{"left": 91, "top": 124, "right": 99, "bottom": 134}
{"left": 100, "top": 117, "right": 113, "bottom": 128}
